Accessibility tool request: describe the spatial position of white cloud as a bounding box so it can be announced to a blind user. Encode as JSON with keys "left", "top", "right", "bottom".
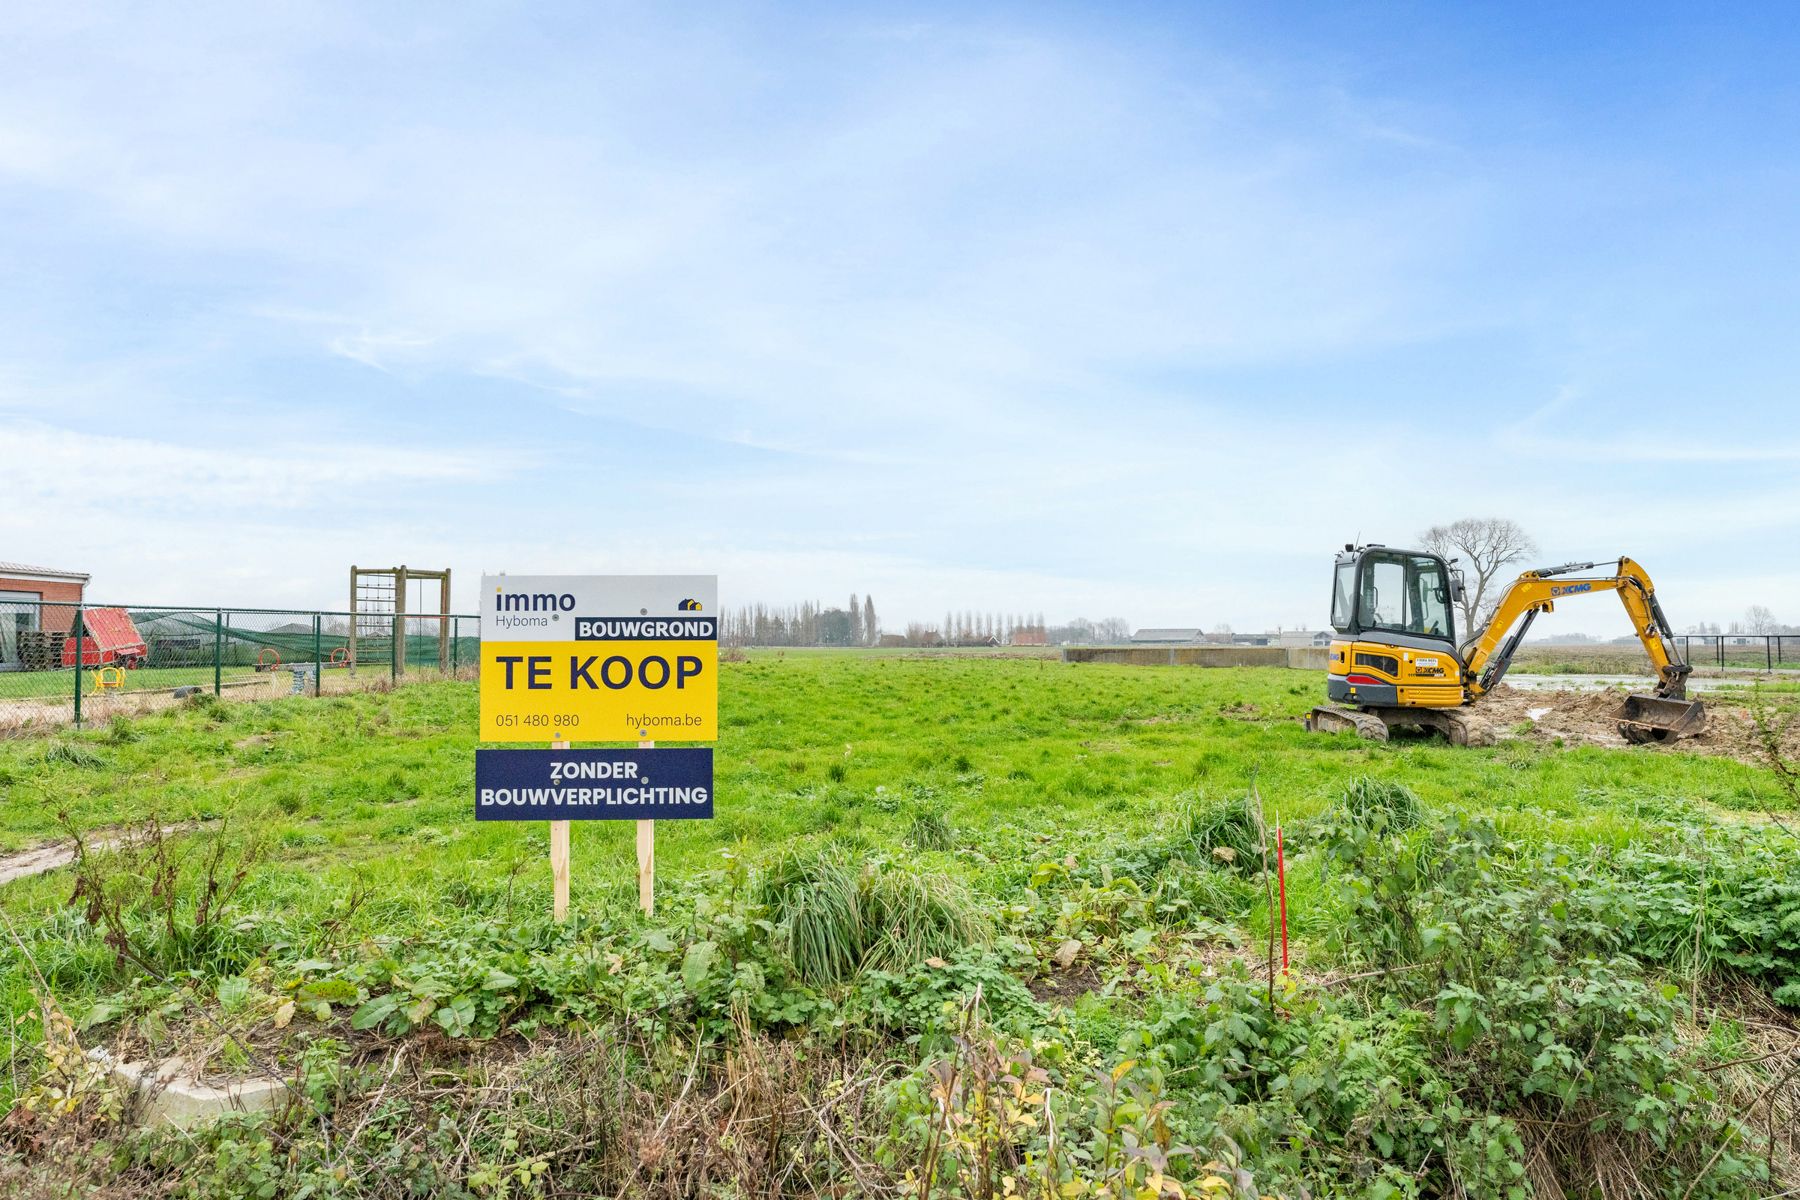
{"left": 0, "top": 420, "right": 517, "bottom": 512}
{"left": 0, "top": 8, "right": 1794, "bottom": 632}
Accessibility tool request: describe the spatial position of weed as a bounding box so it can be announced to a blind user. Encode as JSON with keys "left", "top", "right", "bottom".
{"left": 61, "top": 813, "right": 261, "bottom": 972}
{"left": 1748, "top": 685, "right": 1799, "bottom": 807}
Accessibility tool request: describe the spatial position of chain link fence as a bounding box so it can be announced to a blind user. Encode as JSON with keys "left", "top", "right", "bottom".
{"left": 0, "top": 599, "right": 480, "bottom": 733}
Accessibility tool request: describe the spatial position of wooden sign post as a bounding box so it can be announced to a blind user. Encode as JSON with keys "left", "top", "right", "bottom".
{"left": 637, "top": 738, "right": 654, "bottom": 916}
{"left": 551, "top": 738, "right": 571, "bottom": 922}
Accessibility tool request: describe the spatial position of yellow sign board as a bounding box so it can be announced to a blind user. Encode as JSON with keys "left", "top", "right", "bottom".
{"left": 478, "top": 575, "right": 717, "bottom": 743}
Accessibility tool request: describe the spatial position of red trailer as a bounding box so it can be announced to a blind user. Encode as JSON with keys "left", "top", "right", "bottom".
{"left": 62, "top": 608, "right": 149, "bottom": 669}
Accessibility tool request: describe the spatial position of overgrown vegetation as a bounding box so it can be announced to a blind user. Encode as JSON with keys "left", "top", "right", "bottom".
{"left": 1, "top": 657, "right": 1796, "bottom": 1197}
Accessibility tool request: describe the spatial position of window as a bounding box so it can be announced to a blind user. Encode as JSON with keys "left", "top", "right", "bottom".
{"left": 0, "top": 590, "right": 40, "bottom": 671}
{"left": 1330, "top": 561, "right": 1356, "bottom": 630}
{"left": 1356, "top": 553, "right": 1453, "bottom": 641}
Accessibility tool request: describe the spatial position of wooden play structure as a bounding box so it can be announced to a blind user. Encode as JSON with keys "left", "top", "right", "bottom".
{"left": 348, "top": 566, "right": 453, "bottom": 676}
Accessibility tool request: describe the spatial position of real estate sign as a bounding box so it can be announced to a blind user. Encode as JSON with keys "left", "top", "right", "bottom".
{"left": 479, "top": 574, "right": 718, "bottom": 742}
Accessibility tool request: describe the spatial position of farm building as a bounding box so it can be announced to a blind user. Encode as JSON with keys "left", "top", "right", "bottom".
{"left": 1130, "top": 627, "right": 1205, "bottom": 644}
{"left": 1270, "top": 629, "right": 1332, "bottom": 647}
{"left": 0, "top": 561, "right": 89, "bottom": 671}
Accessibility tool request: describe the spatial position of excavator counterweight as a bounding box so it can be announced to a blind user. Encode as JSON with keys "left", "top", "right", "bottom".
{"left": 1304, "top": 544, "right": 1706, "bottom": 746}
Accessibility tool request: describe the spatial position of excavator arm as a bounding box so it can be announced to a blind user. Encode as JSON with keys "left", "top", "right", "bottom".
{"left": 1463, "top": 557, "right": 1694, "bottom": 700}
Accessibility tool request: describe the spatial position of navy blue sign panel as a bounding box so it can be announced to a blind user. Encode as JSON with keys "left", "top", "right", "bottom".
{"left": 476, "top": 748, "right": 713, "bottom": 821}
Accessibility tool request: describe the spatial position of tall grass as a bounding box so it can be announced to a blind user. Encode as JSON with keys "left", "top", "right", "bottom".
{"left": 1332, "top": 776, "right": 1426, "bottom": 831}
{"left": 859, "top": 867, "right": 987, "bottom": 972}
{"left": 41, "top": 740, "right": 107, "bottom": 768}
{"left": 906, "top": 810, "right": 954, "bottom": 851}
{"left": 755, "top": 842, "right": 990, "bottom": 984}
{"left": 757, "top": 846, "right": 863, "bottom": 984}
{"left": 1181, "top": 792, "right": 1264, "bottom": 870}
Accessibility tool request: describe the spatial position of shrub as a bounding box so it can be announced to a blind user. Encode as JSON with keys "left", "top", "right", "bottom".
{"left": 1314, "top": 813, "right": 1762, "bottom": 1197}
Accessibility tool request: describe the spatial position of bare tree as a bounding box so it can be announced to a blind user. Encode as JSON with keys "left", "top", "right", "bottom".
{"left": 1744, "top": 605, "right": 1780, "bottom": 634}
{"left": 1417, "top": 517, "right": 1538, "bottom": 641}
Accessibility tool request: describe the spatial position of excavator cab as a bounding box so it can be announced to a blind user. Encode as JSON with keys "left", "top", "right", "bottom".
{"left": 1310, "top": 545, "right": 1481, "bottom": 742}
{"left": 1330, "top": 546, "right": 1460, "bottom": 647}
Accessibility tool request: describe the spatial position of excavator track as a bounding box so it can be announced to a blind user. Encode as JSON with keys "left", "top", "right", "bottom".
{"left": 1305, "top": 704, "right": 1494, "bottom": 746}
{"left": 1304, "top": 705, "right": 1389, "bottom": 741}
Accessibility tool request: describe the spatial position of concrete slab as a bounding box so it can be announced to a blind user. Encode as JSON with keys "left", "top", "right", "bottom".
{"left": 98, "top": 1051, "right": 287, "bottom": 1127}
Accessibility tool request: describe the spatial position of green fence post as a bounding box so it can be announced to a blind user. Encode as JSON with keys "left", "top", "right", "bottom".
{"left": 451, "top": 616, "right": 460, "bottom": 675}
{"left": 314, "top": 614, "right": 323, "bottom": 697}
{"left": 214, "top": 610, "right": 223, "bottom": 697}
{"left": 73, "top": 604, "right": 84, "bottom": 729}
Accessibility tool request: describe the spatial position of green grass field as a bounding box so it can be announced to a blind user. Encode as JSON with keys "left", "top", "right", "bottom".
{"left": 2, "top": 655, "right": 1797, "bottom": 1198}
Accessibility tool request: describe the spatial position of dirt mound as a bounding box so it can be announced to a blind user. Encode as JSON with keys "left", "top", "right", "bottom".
{"left": 1480, "top": 684, "right": 1798, "bottom": 766}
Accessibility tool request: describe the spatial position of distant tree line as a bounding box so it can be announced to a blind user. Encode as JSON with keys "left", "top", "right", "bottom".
{"left": 718, "top": 600, "right": 1143, "bottom": 649}
{"left": 908, "top": 612, "right": 1053, "bottom": 647}
{"left": 720, "top": 594, "right": 882, "bottom": 647}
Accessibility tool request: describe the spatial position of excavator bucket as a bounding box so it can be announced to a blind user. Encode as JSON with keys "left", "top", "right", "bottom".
{"left": 1611, "top": 693, "right": 1706, "bottom": 744}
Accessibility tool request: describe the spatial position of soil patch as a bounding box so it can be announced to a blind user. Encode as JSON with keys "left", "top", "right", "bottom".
{"left": 1028, "top": 962, "right": 1102, "bottom": 1005}
{"left": 0, "top": 824, "right": 204, "bottom": 887}
{"left": 1479, "top": 684, "right": 1798, "bottom": 766}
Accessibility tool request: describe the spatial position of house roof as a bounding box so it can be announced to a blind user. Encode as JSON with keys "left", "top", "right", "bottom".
{"left": 0, "top": 561, "right": 90, "bottom": 583}
{"left": 1131, "top": 628, "right": 1204, "bottom": 642}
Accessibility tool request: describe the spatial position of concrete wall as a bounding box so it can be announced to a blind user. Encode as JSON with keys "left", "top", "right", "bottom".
{"left": 1062, "top": 645, "right": 1329, "bottom": 670}
{"left": 1285, "top": 646, "right": 1330, "bottom": 671}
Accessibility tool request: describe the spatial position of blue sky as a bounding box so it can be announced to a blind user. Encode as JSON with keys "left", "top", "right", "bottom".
{"left": 3, "top": 3, "right": 1797, "bottom": 635}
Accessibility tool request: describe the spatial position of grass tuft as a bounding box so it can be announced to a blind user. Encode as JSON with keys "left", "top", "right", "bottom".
{"left": 1334, "top": 776, "right": 1426, "bottom": 831}
{"left": 42, "top": 740, "right": 107, "bottom": 768}
{"left": 907, "top": 810, "right": 954, "bottom": 851}
{"left": 757, "top": 844, "right": 863, "bottom": 984}
{"left": 859, "top": 866, "right": 988, "bottom": 973}
{"left": 1181, "top": 792, "right": 1263, "bottom": 870}
{"left": 756, "top": 842, "right": 989, "bottom": 984}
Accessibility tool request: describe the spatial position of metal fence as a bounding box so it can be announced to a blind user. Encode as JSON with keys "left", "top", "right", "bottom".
{"left": 1675, "top": 634, "right": 1800, "bottom": 671}
{"left": 0, "top": 599, "right": 480, "bottom": 732}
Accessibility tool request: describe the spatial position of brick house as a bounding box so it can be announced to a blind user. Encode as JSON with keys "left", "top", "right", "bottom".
{"left": 0, "top": 561, "right": 90, "bottom": 669}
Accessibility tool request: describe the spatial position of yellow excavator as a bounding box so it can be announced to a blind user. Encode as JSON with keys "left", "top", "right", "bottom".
{"left": 1304, "top": 544, "right": 1706, "bottom": 746}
